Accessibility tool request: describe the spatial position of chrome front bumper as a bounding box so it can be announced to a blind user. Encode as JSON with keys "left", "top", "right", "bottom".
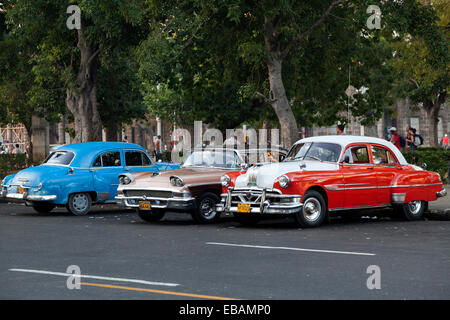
{"left": 115, "top": 194, "right": 196, "bottom": 210}
{"left": 216, "top": 187, "right": 303, "bottom": 215}
{"left": 437, "top": 187, "right": 447, "bottom": 198}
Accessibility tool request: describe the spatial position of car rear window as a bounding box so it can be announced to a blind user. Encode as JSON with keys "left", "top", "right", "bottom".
{"left": 43, "top": 151, "right": 75, "bottom": 165}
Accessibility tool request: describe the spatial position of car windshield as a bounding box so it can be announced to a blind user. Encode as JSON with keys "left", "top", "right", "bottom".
{"left": 43, "top": 151, "right": 75, "bottom": 165}
{"left": 285, "top": 142, "right": 341, "bottom": 162}
{"left": 182, "top": 151, "right": 239, "bottom": 169}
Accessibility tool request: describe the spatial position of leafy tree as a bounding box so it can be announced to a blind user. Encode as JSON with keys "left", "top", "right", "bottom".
{"left": 389, "top": 0, "right": 449, "bottom": 145}
{"left": 3, "top": 0, "right": 146, "bottom": 142}
{"left": 138, "top": 0, "right": 447, "bottom": 148}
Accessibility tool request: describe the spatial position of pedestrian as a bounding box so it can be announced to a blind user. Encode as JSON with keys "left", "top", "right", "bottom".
{"left": 154, "top": 135, "right": 162, "bottom": 161}
{"left": 336, "top": 124, "right": 346, "bottom": 135}
{"left": 122, "top": 135, "right": 128, "bottom": 143}
{"left": 406, "top": 128, "right": 417, "bottom": 151}
{"left": 443, "top": 134, "right": 449, "bottom": 150}
{"left": 12, "top": 144, "right": 23, "bottom": 154}
{"left": 388, "top": 127, "right": 405, "bottom": 151}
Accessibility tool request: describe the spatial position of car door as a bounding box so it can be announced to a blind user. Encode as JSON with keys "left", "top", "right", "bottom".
{"left": 370, "top": 144, "right": 401, "bottom": 205}
{"left": 124, "top": 149, "right": 158, "bottom": 173}
{"left": 91, "top": 150, "right": 123, "bottom": 202}
{"left": 340, "top": 144, "right": 378, "bottom": 208}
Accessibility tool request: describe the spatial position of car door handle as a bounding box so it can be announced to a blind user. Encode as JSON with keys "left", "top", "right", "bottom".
{"left": 90, "top": 169, "right": 98, "bottom": 172}
{"left": 367, "top": 167, "right": 374, "bottom": 169}
{"left": 125, "top": 168, "right": 132, "bottom": 171}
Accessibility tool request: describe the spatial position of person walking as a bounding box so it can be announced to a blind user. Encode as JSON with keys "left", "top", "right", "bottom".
{"left": 12, "top": 144, "right": 23, "bottom": 154}
{"left": 154, "top": 135, "right": 162, "bottom": 161}
{"left": 406, "top": 128, "right": 417, "bottom": 151}
{"left": 443, "top": 134, "right": 449, "bottom": 150}
{"left": 389, "top": 127, "right": 405, "bottom": 151}
{"left": 336, "top": 124, "right": 346, "bottom": 135}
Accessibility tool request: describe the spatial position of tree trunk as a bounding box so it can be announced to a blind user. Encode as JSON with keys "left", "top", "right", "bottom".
{"left": 263, "top": 17, "right": 299, "bottom": 149}
{"left": 57, "top": 114, "right": 66, "bottom": 145}
{"left": 266, "top": 56, "right": 299, "bottom": 148}
{"left": 65, "top": 28, "right": 102, "bottom": 143}
{"left": 104, "top": 123, "right": 118, "bottom": 141}
{"left": 423, "top": 92, "right": 446, "bottom": 146}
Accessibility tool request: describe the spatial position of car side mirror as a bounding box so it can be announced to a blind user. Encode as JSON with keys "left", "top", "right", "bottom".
{"left": 280, "top": 155, "right": 286, "bottom": 161}
{"left": 421, "top": 162, "right": 427, "bottom": 169}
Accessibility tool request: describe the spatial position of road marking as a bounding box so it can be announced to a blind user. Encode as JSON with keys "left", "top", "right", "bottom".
{"left": 206, "top": 242, "right": 376, "bottom": 256}
{"left": 80, "top": 282, "right": 240, "bottom": 300}
{"left": 9, "top": 268, "right": 179, "bottom": 287}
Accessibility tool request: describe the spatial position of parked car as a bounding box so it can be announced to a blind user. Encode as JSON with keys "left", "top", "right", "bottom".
{"left": 217, "top": 135, "right": 447, "bottom": 227}
{"left": 0, "top": 142, "right": 179, "bottom": 215}
{"left": 115, "top": 147, "right": 287, "bottom": 223}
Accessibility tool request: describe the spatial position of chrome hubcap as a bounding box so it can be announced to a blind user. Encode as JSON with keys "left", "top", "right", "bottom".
{"left": 303, "top": 198, "right": 321, "bottom": 221}
{"left": 408, "top": 200, "right": 422, "bottom": 215}
{"left": 73, "top": 194, "right": 88, "bottom": 212}
{"left": 200, "top": 198, "right": 216, "bottom": 219}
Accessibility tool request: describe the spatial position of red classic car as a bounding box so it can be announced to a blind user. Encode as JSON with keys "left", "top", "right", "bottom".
{"left": 216, "top": 135, "right": 447, "bottom": 227}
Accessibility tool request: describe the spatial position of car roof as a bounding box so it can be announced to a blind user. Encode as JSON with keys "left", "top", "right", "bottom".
{"left": 56, "top": 142, "right": 146, "bottom": 167}
{"left": 294, "top": 135, "right": 408, "bottom": 165}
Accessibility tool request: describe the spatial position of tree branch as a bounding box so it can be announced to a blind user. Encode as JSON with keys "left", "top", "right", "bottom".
{"left": 255, "top": 90, "right": 276, "bottom": 104}
{"left": 409, "top": 78, "right": 420, "bottom": 88}
{"left": 281, "top": 0, "right": 344, "bottom": 60}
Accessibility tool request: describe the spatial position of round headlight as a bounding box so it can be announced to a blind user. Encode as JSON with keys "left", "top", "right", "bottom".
{"left": 221, "top": 175, "right": 230, "bottom": 187}
{"left": 279, "top": 175, "right": 290, "bottom": 188}
{"left": 170, "top": 176, "right": 184, "bottom": 187}
{"left": 119, "top": 175, "right": 132, "bottom": 185}
{"left": 123, "top": 176, "right": 131, "bottom": 185}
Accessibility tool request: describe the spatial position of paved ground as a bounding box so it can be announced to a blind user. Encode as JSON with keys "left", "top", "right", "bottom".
{"left": 0, "top": 198, "right": 449, "bottom": 300}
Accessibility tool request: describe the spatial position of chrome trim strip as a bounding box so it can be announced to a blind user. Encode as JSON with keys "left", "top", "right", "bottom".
{"left": 329, "top": 204, "right": 391, "bottom": 212}
{"left": 325, "top": 183, "right": 442, "bottom": 191}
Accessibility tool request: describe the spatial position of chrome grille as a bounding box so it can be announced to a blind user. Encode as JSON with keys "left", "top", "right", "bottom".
{"left": 124, "top": 190, "right": 173, "bottom": 198}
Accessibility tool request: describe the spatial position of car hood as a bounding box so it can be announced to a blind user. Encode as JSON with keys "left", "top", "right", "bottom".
{"left": 234, "top": 160, "right": 339, "bottom": 189}
{"left": 124, "top": 166, "right": 231, "bottom": 190}
{"left": 8, "top": 165, "right": 70, "bottom": 187}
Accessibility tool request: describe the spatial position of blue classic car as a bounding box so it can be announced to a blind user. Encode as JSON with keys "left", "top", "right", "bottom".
{"left": 0, "top": 142, "right": 179, "bottom": 215}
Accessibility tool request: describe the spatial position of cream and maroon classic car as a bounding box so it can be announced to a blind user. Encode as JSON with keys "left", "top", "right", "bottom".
{"left": 217, "top": 136, "right": 447, "bottom": 227}
{"left": 115, "top": 147, "right": 286, "bottom": 223}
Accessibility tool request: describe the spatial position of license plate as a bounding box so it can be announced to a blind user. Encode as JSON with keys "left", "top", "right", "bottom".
{"left": 139, "top": 202, "right": 151, "bottom": 210}
{"left": 17, "top": 186, "right": 24, "bottom": 194}
{"left": 237, "top": 203, "right": 251, "bottom": 213}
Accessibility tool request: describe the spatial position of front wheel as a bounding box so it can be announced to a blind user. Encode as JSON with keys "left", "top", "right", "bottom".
{"left": 294, "top": 190, "right": 327, "bottom": 228}
{"left": 191, "top": 192, "right": 220, "bottom": 224}
{"left": 66, "top": 193, "right": 92, "bottom": 216}
{"left": 137, "top": 209, "right": 165, "bottom": 222}
{"left": 396, "top": 200, "right": 426, "bottom": 221}
{"left": 32, "top": 203, "right": 56, "bottom": 213}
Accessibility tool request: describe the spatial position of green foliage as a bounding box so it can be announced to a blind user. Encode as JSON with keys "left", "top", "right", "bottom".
{"left": 0, "top": 154, "right": 34, "bottom": 178}
{"left": 403, "top": 147, "right": 450, "bottom": 183}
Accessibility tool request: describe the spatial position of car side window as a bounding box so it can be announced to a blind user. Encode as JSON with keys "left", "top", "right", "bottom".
{"left": 93, "top": 151, "right": 121, "bottom": 167}
{"left": 343, "top": 146, "right": 370, "bottom": 164}
{"left": 371, "top": 146, "right": 398, "bottom": 165}
{"left": 125, "top": 151, "right": 151, "bottom": 166}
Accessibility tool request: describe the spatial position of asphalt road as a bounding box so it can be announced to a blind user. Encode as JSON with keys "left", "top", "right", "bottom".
{"left": 1, "top": 202, "right": 449, "bottom": 300}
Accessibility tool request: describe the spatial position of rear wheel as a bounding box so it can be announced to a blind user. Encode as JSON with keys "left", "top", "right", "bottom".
{"left": 137, "top": 209, "right": 165, "bottom": 222}
{"left": 396, "top": 200, "right": 426, "bottom": 221}
{"left": 191, "top": 192, "right": 220, "bottom": 224}
{"left": 66, "top": 193, "right": 92, "bottom": 216}
{"left": 32, "top": 203, "right": 56, "bottom": 213}
{"left": 294, "top": 190, "right": 327, "bottom": 228}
